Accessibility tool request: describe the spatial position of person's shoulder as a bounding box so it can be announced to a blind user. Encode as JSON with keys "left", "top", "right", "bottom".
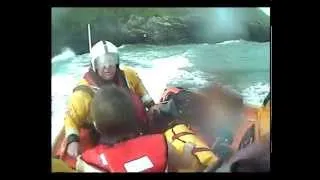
{"left": 73, "top": 79, "right": 94, "bottom": 94}
{"left": 121, "top": 65, "right": 138, "bottom": 74}
{"left": 77, "top": 79, "right": 90, "bottom": 86}
{"left": 120, "top": 65, "right": 141, "bottom": 81}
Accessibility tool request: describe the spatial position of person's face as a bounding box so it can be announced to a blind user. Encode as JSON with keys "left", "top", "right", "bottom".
{"left": 95, "top": 53, "right": 118, "bottom": 80}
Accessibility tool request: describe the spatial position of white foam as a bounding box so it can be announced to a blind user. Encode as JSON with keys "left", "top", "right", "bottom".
{"left": 118, "top": 44, "right": 128, "bottom": 49}
{"left": 241, "top": 82, "right": 270, "bottom": 106}
{"left": 51, "top": 75, "right": 77, "bottom": 144}
{"left": 216, "top": 40, "right": 242, "bottom": 45}
{"left": 134, "top": 55, "right": 193, "bottom": 103}
{"left": 52, "top": 48, "right": 76, "bottom": 63}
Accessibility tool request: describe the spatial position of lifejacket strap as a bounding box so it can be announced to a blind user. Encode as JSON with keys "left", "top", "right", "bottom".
{"left": 171, "top": 131, "right": 196, "bottom": 141}
{"left": 191, "top": 147, "right": 212, "bottom": 154}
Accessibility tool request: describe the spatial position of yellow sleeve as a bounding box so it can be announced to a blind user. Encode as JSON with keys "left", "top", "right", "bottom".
{"left": 164, "top": 124, "right": 219, "bottom": 169}
{"left": 64, "top": 90, "right": 92, "bottom": 137}
{"left": 122, "top": 66, "right": 154, "bottom": 105}
{"left": 256, "top": 104, "right": 271, "bottom": 143}
{"left": 52, "top": 158, "right": 75, "bottom": 172}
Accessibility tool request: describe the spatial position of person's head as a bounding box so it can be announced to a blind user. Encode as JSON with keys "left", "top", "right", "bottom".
{"left": 174, "top": 91, "right": 210, "bottom": 125}
{"left": 158, "top": 88, "right": 210, "bottom": 124}
{"left": 90, "top": 84, "right": 138, "bottom": 144}
{"left": 90, "top": 41, "right": 119, "bottom": 80}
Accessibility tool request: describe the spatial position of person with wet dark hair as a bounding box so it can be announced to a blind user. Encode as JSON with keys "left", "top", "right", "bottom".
{"left": 90, "top": 84, "right": 140, "bottom": 145}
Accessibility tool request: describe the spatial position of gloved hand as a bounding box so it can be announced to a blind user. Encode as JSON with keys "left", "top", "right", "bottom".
{"left": 203, "top": 138, "right": 234, "bottom": 172}
{"left": 211, "top": 141, "right": 234, "bottom": 162}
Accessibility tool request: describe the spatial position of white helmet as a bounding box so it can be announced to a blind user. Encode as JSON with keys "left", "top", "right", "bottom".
{"left": 90, "top": 40, "right": 119, "bottom": 72}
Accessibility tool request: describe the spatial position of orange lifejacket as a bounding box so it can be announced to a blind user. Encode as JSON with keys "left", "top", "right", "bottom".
{"left": 159, "top": 87, "right": 184, "bottom": 102}
{"left": 81, "top": 134, "right": 168, "bottom": 172}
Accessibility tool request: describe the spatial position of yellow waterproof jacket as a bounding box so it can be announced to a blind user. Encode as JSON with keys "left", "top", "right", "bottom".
{"left": 52, "top": 158, "right": 75, "bottom": 172}
{"left": 255, "top": 101, "right": 271, "bottom": 142}
{"left": 64, "top": 66, "right": 153, "bottom": 138}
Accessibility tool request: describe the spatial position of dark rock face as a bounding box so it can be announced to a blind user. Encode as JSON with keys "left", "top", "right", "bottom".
{"left": 247, "top": 22, "right": 270, "bottom": 42}
{"left": 52, "top": 8, "right": 270, "bottom": 57}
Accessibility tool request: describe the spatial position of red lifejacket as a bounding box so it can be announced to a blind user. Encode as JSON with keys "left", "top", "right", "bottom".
{"left": 81, "top": 134, "right": 168, "bottom": 172}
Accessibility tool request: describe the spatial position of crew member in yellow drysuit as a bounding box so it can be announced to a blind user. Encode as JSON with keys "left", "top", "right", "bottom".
{"left": 55, "top": 40, "right": 155, "bottom": 168}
